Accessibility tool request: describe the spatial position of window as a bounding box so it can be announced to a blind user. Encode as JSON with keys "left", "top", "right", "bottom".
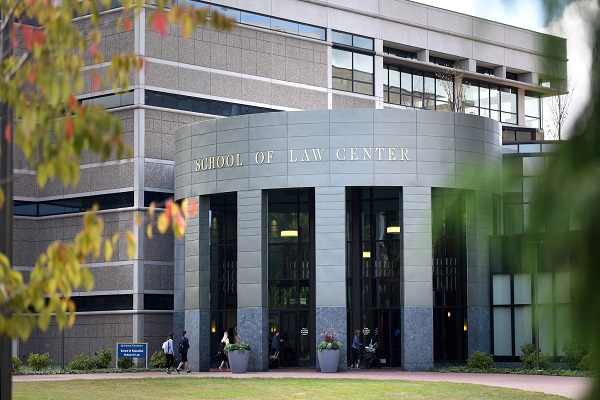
{"left": 192, "top": 1, "right": 326, "bottom": 40}
{"left": 145, "top": 90, "right": 276, "bottom": 117}
{"left": 464, "top": 79, "right": 517, "bottom": 124}
{"left": 524, "top": 91, "right": 542, "bottom": 129}
{"left": 430, "top": 56, "right": 454, "bottom": 67}
{"left": 506, "top": 72, "right": 518, "bottom": 81}
{"left": 383, "top": 47, "right": 417, "bottom": 59}
{"left": 476, "top": 66, "right": 495, "bottom": 76}
{"left": 383, "top": 65, "right": 451, "bottom": 111}
{"left": 332, "top": 31, "right": 374, "bottom": 95}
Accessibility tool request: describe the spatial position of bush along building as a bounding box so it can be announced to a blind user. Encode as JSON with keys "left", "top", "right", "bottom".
{"left": 14, "top": 0, "right": 568, "bottom": 372}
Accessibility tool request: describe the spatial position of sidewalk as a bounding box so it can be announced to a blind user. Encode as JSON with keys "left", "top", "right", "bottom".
{"left": 13, "top": 368, "right": 592, "bottom": 399}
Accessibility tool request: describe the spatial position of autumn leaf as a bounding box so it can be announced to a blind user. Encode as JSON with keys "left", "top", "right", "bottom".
{"left": 152, "top": 10, "right": 168, "bottom": 37}
{"left": 22, "top": 25, "right": 33, "bottom": 50}
{"left": 157, "top": 213, "right": 169, "bottom": 234}
{"left": 104, "top": 239, "right": 113, "bottom": 261}
{"left": 65, "top": 118, "right": 74, "bottom": 140}
{"left": 92, "top": 72, "right": 101, "bottom": 91}
{"left": 4, "top": 124, "right": 11, "bottom": 142}
{"left": 29, "top": 68, "right": 36, "bottom": 85}
{"left": 146, "top": 224, "right": 153, "bottom": 239}
{"left": 189, "top": 199, "right": 197, "bottom": 217}
{"left": 124, "top": 17, "right": 133, "bottom": 32}
{"left": 69, "top": 94, "right": 76, "bottom": 111}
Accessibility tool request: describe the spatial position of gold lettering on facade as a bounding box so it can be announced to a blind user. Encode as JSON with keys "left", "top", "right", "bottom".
{"left": 209, "top": 157, "right": 215, "bottom": 170}
{"left": 237, "top": 153, "right": 244, "bottom": 166}
{"left": 195, "top": 159, "right": 201, "bottom": 171}
{"left": 336, "top": 148, "right": 346, "bottom": 160}
{"left": 256, "top": 151, "right": 265, "bottom": 164}
{"left": 216, "top": 155, "right": 225, "bottom": 168}
{"left": 226, "top": 154, "right": 234, "bottom": 167}
{"left": 289, "top": 150, "right": 298, "bottom": 163}
{"left": 350, "top": 148, "right": 358, "bottom": 160}
{"left": 400, "top": 148, "right": 409, "bottom": 161}
{"left": 267, "top": 151, "right": 273, "bottom": 164}
{"left": 376, "top": 147, "right": 385, "bottom": 160}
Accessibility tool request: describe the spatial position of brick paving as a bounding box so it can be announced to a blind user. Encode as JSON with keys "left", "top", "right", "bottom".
{"left": 13, "top": 368, "right": 592, "bottom": 399}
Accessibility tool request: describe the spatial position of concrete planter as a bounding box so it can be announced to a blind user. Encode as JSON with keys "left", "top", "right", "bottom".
{"left": 317, "top": 349, "right": 340, "bottom": 373}
{"left": 228, "top": 350, "right": 250, "bottom": 374}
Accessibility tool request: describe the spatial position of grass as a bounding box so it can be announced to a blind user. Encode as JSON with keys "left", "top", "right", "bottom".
{"left": 13, "top": 377, "right": 569, "bottom": 399}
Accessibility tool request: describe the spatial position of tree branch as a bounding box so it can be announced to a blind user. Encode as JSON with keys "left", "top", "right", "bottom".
{"left": 0, "top": 0, "right": 23, "bottom": 33}
{"left": 3, "top": 50, "right": 30, "bottom": 83}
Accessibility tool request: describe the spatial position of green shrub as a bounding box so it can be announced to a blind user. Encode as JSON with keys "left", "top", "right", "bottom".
{"left": 93, "top": 349, "right": 112, "bottom": 369}
{"left": 149, "top": 351, "right": 168, "bottom": 368}
{"left": 12, "top": 356, "right": 22, "bottom": 373}
{"left": 580, "top": 353, "right": 592, "bottom": 371}
{"left": 225, "top": 342, "right": 252, "bottom": 353}
{"left": 467, "top": 351, "right": 495, "bottom": 370}
{"left": 118, "top": 357, "right": 134, "bottom": 369}
{"left": 68, "top": 354, "right": 94, "bottom": 371}
{"left": 520, "top": 343, "right": 550, "bottom": 370}
{"left": 28, "top": 352, "right": 52, "bottom": 371}
{"left": 561, "top": 339, "right": 589, "bottom": 370}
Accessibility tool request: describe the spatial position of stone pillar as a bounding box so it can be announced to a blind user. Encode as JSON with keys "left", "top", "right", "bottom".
{"left": 315, "top": 187, "right": 347, "bottom": 372}
{"left": 236, "top": 189, "right": 269, "bottom": 372}
{"left": 173, "top": 233, "right": 185, "bottom": 346}
{"left": 466, "top": 191, "right": 492, "bottom": 355}
{"left": 402, "top": 186, "right": 433, "bottom": 371}
{"left": 184, "top": 195, "right": 210, "bottom": 372}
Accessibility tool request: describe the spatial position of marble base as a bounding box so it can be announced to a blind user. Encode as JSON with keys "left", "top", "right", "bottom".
{"left": 237, "top": 307, "right": 269, "bottom": 372}
{"left": 315, "top": 307, "right": 347, "bottom": 372}
{"left": 184, "top": 309, "right": 210, "bottom": 372}
{"left": 468, "top": 306, "right": 491, "bottom": 356}
{"left": 402, "top": 306, "right": 433, "bottom": 371}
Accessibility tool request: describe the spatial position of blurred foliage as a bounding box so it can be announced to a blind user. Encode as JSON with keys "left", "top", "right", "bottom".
{"left": 0, "top": 0, "right": 225, "bottom": 340}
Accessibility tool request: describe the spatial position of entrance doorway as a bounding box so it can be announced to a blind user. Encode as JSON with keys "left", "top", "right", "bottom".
{"left": 269, "top": 311, "right": 312, "bottom": 367}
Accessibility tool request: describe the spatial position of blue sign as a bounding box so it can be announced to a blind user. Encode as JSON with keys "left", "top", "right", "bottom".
{"left": 117, "top": 343, "right": 147, "bottom": 358}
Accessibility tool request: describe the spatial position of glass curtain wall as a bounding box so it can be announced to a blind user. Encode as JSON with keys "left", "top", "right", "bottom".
{"left": 346, "top": 188, "right": 403, "bottom": 367}
{"left": 432, "top": 189, "right": 468, "bottom": 362}
{"left": 268, "top": 189, "right": 315, "bottom": 367}
{"left": 209, "top": 193, "right": 238, "bottom": 362}
{"left": 383, "top": 65, "right": 451, "bottom": 111}
{"left": 464, "top": 79, "right": 517, "bottom": 124}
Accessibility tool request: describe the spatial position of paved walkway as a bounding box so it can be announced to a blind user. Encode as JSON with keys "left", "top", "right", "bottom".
{"left": 13, "top": 368, "right": 592, "bottom": 399}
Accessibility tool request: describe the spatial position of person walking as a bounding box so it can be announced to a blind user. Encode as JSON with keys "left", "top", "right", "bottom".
{"left": 351, "top": 329, "right": 362, "bottom": 369}
{"left": 176, "top": 330, "right": 191, "bottom": 374}
{"left": 218, "top": 330, "right": 230, "bottom": 372}
{"left": 271, "top": 331, "right": 283, "bottom": 368}
{"left": 163, "top": 332, "right": 175, "bottom": 374}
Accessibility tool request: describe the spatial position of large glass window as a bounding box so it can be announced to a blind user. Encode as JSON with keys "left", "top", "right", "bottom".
{"left": 525, "top": 91, "right": 542, "bottom": 129}
{"left": 464, "top": 79, "right": 517, "bottom": 124}
{"left": 346, "top": 187, "right": 403, "bottom": 367}
{"left": 209, "top": 193, "right": 238, "bottom": 363}
{"left": 332, "top": 31, "right": 374, "bottom": 95}
{"left": 383, "top": 65, "right": 451, "bottom": 111}
{"left": 432, "top": 189, "right": 468, "bottom": 362}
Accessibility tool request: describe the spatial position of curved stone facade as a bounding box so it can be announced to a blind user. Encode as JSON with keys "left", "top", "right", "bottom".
{"left": 174, "top": 109, "right": 501, "bottom": 372}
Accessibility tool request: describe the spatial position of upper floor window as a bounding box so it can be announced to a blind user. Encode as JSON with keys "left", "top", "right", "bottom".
{"left": 332, "top": 30, "right": 374, "bottom": 95}
{"left": 476, "top": 66, "right": 494, "bottom": 76}
{"left": 383, "top": 65, "right": 451, "bottom": 111}
{"left": 383, "top": 47, "right": 417, "bottom": 60}
{"left": 524, "top": 91, "right": 542, "bottom": 129}
{"left": 430, "top": 56, "right": 454, "bottom": 68}
{"left": 506, "top": 72, "right": 519, "bottom": 81}
{"left": 464, "top": 79, "right": 517, "bottom": 124}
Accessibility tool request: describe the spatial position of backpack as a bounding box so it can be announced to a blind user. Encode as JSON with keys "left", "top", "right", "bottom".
{"left": 162, "top": 340, "right": 169, "bottom": 354}
{"left": 178, "top": 338, "right": 185, "bottom": 354}
{"left": 218, "top": 341, "right": 225, "bottom": 353}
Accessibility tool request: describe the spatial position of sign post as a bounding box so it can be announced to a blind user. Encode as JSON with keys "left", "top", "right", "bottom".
{"left": 116, "top": 343, "right": 148, "bottom": 369}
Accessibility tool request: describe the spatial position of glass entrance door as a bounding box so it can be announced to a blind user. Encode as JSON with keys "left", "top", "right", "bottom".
{"left": 269, "top": 311, "right": 312, "bottom": 367}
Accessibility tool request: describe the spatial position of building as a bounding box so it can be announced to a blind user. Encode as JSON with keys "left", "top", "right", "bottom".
{"left": 14, "top": 0, "right": 568, "bottom": 372}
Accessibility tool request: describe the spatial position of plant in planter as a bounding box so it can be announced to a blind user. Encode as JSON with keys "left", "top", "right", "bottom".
{"left": 225, "top": 342, "right": 252, "bottom": 374}
{"left": 317, "top": 329, "right": 342, "bottom": 373}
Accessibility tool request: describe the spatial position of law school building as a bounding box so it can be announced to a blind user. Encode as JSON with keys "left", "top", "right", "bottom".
{"left": 15, "top": 0, "right": 570, "bottom": 372}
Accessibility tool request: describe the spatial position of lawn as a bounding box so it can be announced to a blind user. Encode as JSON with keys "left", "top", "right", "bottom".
{"left": 13, "top": 377, "right": 569, "bottom": 399}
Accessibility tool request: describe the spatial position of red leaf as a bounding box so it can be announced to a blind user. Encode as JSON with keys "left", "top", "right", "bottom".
{"left": 189, "top": 199, "right": 197, "bottom": 217}
{"left": 10, "top": 26, "right": 17, "bottom": 49}
{"left": 65, "top": 118, "right": 73, "bottom": 140}
{"left": 33, "top": 30, "right": 45, "bottom": 47}
{"left": 124, "top": 18, "right": 133, "bottom": 32}
{"left": 22, "top": 25, "right": 33, "bottom": 50}
{"left": 4, "top": 125, "right": 11, "bottom": 142}
{"left": 92, "top": 72, "right": 100, "bottom": 91}
{"left": 90, "top": 42, "right": 98, "bottom": 59}
{"left": 152, "top": 10, "right": 167, "bottom": 37}
{"left": 28, "top": 68, "right": 36, "bottom": 85}
{"left": 69, "top": 94, "right": 76, "bottom": 111}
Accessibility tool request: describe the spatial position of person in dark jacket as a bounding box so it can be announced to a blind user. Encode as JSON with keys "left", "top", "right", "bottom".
{"left": 270, "top": 331, "right": 283, "bottom": 368}
{"left": 176, "top": 330, "right": 191, "bottom": 374}
{"left": 351, "top": 329, "right": 362, "bottom": 369}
